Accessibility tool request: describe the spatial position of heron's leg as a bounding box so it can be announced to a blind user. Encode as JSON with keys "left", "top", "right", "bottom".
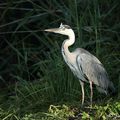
{"left": 89, "top": 80, "right": 93, "bottom": 106}
{"left": 79, "top": 81, "right": 84, "bottom": 106}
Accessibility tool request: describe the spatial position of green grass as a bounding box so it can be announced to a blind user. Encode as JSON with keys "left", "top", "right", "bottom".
{"left": 0, "top": 0, "right": 120, "bottom": 119}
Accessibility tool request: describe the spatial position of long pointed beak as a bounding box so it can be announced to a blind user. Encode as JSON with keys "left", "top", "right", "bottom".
{"left": 44, "top": 28, "right": 60, "bottom": 33}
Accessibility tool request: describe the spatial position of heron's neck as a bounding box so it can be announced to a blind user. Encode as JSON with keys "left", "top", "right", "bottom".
{"left": 62, "top": 31, "right": 75, "bottom": 55}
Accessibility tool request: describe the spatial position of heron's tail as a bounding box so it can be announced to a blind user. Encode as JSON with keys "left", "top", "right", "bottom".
{"left": 96, "top": 81, "right": 116, "bottom": 95}
{"left": 108, "top": 81, "right": 116, "bottom": 95}
{"left": 96, "top": 86, "right": 107, "bottom": 94}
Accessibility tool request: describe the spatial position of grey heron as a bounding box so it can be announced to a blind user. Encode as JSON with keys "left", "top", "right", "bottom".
{"left": 44, "top": 23, "right": 115, "bottom": 105}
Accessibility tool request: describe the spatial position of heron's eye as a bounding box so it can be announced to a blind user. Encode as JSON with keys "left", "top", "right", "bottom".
{"left": 62, "top": 27, "right": 65, "bottom": 30}
{"left": 59, "top": 26, "right": 65, "bottom": 30}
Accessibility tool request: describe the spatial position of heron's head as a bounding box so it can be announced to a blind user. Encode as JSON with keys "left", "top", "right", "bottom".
{"left": 44, "top": 23, "right": 73, "bottom": 36}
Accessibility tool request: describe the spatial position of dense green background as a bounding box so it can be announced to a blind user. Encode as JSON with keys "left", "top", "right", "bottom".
{"left": 0, "top": 0, "right": 120, "bottom": 119}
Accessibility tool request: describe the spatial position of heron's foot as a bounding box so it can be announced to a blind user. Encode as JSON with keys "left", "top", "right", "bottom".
{"left": 80, "top": 103, "right": 84, "bottom": 108}
{"left": 80, "top": 99, "right": 84, "bottom": 108}
{"left": 89, "top": 103, "right": 93, "bottom": 109}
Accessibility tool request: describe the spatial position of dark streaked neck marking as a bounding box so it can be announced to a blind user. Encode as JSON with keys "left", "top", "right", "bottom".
{"left": 60, "top": 24, "right": 71, "bottom": 30}
{"left": 63, "top": 25, "right": 71, "bottom": 29}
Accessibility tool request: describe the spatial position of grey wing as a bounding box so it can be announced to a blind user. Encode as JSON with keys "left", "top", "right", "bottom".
{"left": 76, "top": 53, "right": 110, "bottom": 90}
